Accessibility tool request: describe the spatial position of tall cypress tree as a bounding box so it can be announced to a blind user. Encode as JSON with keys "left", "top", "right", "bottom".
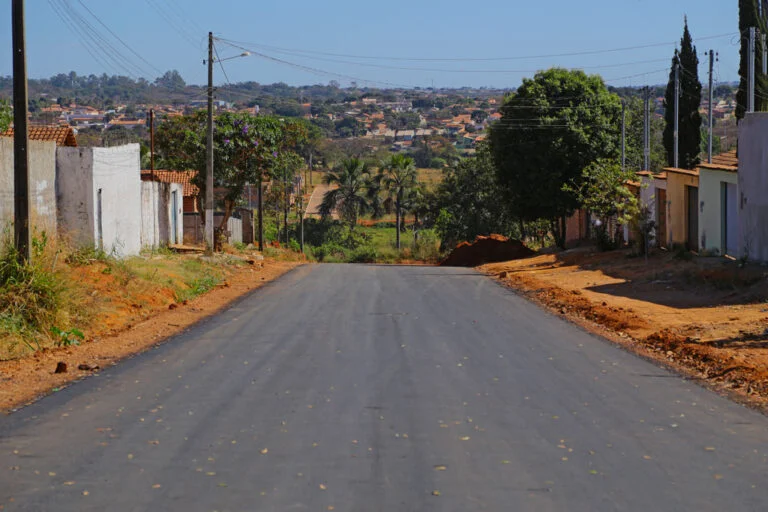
{"left": 737, "top": 0, "right": 768, "bottom": 119}
{"left": 663, "top": 19, "right": 702, "bottom": 169}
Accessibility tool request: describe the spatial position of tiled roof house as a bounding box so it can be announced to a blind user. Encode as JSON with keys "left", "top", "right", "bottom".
{"left": 2, "top": 126, "right": 78, "bottom": 147}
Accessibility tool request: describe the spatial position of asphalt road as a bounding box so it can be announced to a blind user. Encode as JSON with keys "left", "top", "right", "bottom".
{"left": 2, "top": 264, "right": 768, "bottom": 511}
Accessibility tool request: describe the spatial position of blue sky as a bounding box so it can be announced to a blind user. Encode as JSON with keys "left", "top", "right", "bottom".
{"left": 0, "top": 1, "right": 741, "bottom": 89}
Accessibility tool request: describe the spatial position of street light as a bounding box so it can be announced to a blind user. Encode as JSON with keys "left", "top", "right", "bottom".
{"left": 205, "top": 34, "right": 250, "bottom": 254}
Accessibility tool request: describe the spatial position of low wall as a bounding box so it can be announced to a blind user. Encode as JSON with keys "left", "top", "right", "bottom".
{"left": 0, "top": 137, "right": 58, "bottom": 235}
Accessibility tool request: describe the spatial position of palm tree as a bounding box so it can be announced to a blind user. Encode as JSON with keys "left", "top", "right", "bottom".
{"left": 319, "top": 158, "right": 377, "bottom": 231}
{"left": 378, "top": 154, "right": 418, "bottom": 250}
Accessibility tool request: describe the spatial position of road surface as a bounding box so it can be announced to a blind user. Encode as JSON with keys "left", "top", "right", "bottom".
{"left": 2, "top": 264, "right": 768, "bottom": 511}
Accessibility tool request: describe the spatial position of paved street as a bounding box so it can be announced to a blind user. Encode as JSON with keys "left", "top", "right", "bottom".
{"left": 2, "top": 264, "right": 768, "bottom": 511}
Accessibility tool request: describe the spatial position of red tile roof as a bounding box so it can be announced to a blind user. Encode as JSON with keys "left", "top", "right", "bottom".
{"left": 141, "top": 170, "right": 199, "bottom": 197}
{"left": 2, "top": 126, "right": 78, "bottom": 147}
{"left": 710, "top": 149, "right": 737, "bottom": 168}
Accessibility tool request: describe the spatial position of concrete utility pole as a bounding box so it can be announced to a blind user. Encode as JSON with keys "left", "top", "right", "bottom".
{"left": 621, "top": 100, "right": 626, "bottom": 172}
{"left": 12, "top": 0, "right": 30, "bottom": 263}
{"left": 643, "top": 86, "right": 650, "bottom": 171}
{"left": 674, "top": 61, "right": 680, "bottom": 168}
{"left": 749, "top": 27, "right": 756, "bottom": 114}
{"left": 205, "top": 32, "right": 215, "bottom": 253}
{"left": 708, "top": 50, "right": 715, "bottom": 164}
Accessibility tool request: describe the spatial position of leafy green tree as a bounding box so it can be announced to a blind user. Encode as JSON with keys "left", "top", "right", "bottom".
{"left": 432, "top": 145, "right": 520, "bottom": 248}
{"left": 663, "top": 19, "right": 702, "bottom": 169}
{"left": 385, "top": 111, "right": 420, "bottom": 140}
{"left": 155, "top": 111, "right": 305, "bottom": 249}
{"left": 335, "top": 116, "right": 364, "bottom": 138}
{"left": 564, "top": 159, "right": 639, "bottom": 248}
{"left": 0, "top": 99, "right": 11, "bottom": 132}
{"left": 489, "top": 68, "right": 621, "bottom": 248}
{"left": 319, "top": 158, "right": 378, "bottom": 231}
{"left": 471, "top": 110, "right": 489, "bottom": 124}
{"left": 378, "top": 154, "right": 418, "bottom": 249}
{"left": 154, "top": 70, "right": 186, "bottom": 91}
{"left": 737, "top": 0, "right": 768, "bottom": 119}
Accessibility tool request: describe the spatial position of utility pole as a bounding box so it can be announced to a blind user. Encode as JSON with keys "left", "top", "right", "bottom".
{"left": 12, "top": 0, "right": 30, "bottom": 263}
{"left": 257, "top": 175, "right": 264, "bottom": 252}
{"left": 763, "top": 31, "right": 767, "bottom": 76}
{"left": 674, "top": 61, "right": 680, "bottom": 168}
{"left": 205, "top": 31, "right": 215, "bottom": 253}
{"left": 149, "top": 109, "right": 155, "bottom": 173}
{"left": 749, "top": 27, "right": 756, "bottom": 114}
{"left": 283, "top": 169, "right": 289, "bottom": 245}
{"left": 708, "top": 50, "right": 714, "bottom": 164}
{"left": 620, "top": 100, "right": 626, "bottom": 172}
{"left": 643, "top": 86, "right": 650, "bottom": 171}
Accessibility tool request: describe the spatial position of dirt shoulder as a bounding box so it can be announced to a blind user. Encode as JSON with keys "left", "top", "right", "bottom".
{"left": 0, "top": 259, "right": 301, "bottom": 413}
{"left": 482, "top": 249, "right": 768, "bottom": 411}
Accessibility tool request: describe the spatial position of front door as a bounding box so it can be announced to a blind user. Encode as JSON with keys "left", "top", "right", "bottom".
{"left": 724, "top": 183, "right": 738, "bottom": 256}
{"left": 171, "top": 190, "right": 179, "bottom": 245}
{"left": 656, "top": 189, "right": 667, "bottom": 248}
{"left": 686, "top": 186, "right": 699, "bottom": 251}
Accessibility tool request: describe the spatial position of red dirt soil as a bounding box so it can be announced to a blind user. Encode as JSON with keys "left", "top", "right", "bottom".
{"left": 0, "top": 260, "right": 301, "bottom": 413}
{"left": 441, "top": 235, "right": 534, "bottom": 267}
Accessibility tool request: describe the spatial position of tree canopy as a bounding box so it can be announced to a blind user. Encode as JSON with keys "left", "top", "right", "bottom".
{"left": 663, "top": 19, "right": 702, "bottom": 170}
{"left": 155, "top": 111, "right": 306, "bottom": 244}
{"left": 489, "top": 68, "right": 621, "bottom": 247}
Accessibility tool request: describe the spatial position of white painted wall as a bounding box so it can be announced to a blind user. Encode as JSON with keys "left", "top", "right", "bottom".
{"left": 57, "top": 144, "right": 141, "bottom": 257}
{"left": 0, "top": 138, "right": 58, "bottom": 236}
{"left": 92, "top": 145, "right": 141, "bottom": 256}
{"left": 140, "top": 181, "right": 184, "bottom": 248}
{"left": 699, "top": 168, "right": 738, "bottom": 256}
{"left": 738, "top": 113, "right": 768, "bottom": 261}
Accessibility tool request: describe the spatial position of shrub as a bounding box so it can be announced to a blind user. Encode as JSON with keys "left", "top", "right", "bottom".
{"left": 413, "top": 229, "right": 442, "bottom": 262}
{"left": 348, "top": 245, "right": 377, "bottom": 263}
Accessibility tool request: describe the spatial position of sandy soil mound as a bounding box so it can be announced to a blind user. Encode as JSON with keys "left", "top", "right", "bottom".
{"left": 440, "top": 234, "right": 534, "bottom": 267}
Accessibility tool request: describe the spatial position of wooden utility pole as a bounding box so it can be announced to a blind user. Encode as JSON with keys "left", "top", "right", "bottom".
{"left": 205, "top": 31, "right": 215, "bottom": 253}
{"left": 12, "top": 0, "right": 30, "bottom": 263}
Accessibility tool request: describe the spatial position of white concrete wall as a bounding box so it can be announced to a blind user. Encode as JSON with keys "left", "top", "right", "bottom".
{"left": 141, "top": 181, "right": 184, "bottom": 248}
{"left": 92, "top": 145, "right": 141, "bottom": 257}
{"left": 0, "top": 138, "right": 58, "bottom": 236}
{"left": 141, "top": 181, "right": 168, "bottom": 248}
{"left": 699, "top": 168, "right": 738, "bottom": 256}
{"left": 56, "top": 146, "right": 95, "bottom": 249}
{"left": 57, "top": 144, "right": 141, "bottom": 257}
{"left": 738, "top": 113, "right": 768, "bottom": 261}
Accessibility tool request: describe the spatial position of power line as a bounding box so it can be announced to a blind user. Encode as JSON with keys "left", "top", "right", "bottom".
{"left": 217, "top": 32, "right": 737, "bottom": 62}
{"left": 215, "top": 39, "right": 420, "bottom": 89}
{"left": 222, "top": 43, "right": 671, "bottom": 74}
{"left": 76, "top": 0, "right": 163, "bottom": 76}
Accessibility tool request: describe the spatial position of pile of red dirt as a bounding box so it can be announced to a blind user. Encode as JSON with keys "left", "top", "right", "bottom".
{"left": 440, "top": 234, "right": 535, "bottom": 267}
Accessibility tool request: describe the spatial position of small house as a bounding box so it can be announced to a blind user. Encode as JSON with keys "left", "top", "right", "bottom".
{"left": 697, "top": 150, "right": 738, "bottom": 257}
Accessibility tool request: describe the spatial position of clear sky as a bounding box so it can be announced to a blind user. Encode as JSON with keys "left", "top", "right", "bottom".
{"left": 0, "top": 1, "right": 741, "bottom": 89}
